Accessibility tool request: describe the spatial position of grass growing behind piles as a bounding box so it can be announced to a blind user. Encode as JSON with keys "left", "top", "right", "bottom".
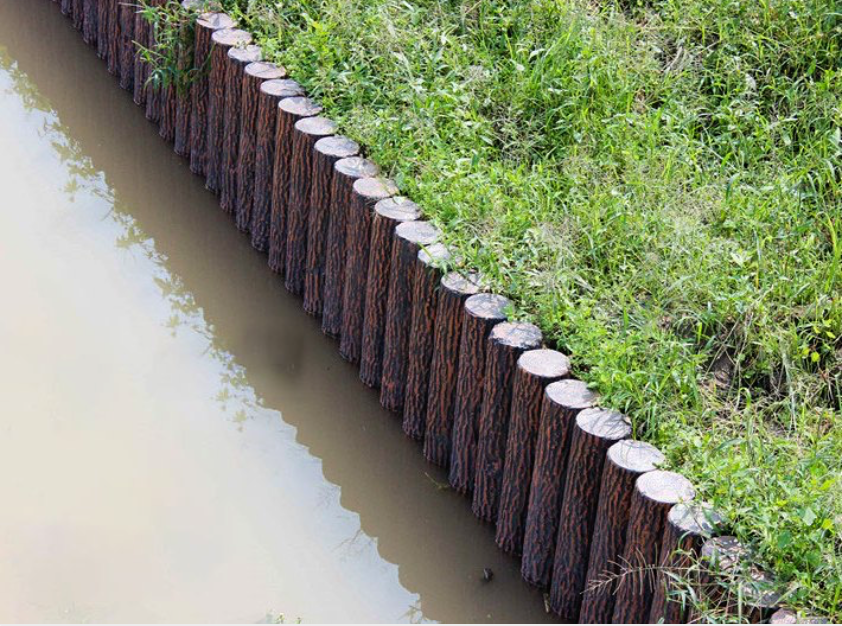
{"left": 219, "top": 0, "right": 840, "bottom": 617}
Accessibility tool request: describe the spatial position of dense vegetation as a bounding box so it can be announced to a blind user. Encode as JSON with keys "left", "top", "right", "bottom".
{"left": 193, "top": 0, "right": 838, "bottom": 618}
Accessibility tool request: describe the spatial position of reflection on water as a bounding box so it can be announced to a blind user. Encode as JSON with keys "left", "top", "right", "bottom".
{"left": 0, "top": 2, "right": 552, "bottom": 623}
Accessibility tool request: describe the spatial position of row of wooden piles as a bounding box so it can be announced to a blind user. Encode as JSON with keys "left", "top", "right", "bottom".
{"left": 53, "top": 1, "right": 814, "bottom": 623}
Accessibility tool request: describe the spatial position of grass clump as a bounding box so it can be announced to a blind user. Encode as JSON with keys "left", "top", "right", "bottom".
{"left": 184, "top": 0, "right": 839, "bottom": 617}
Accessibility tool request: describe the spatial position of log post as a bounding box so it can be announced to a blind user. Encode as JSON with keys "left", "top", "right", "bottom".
{"left": 117, "top": 1, "right": 135, "bottom": 92}
{"left": 472, "top": 322, "right": 543, "bottom": 521}
{"left": 321, "top": 157, "right": 380, "bottom": 336}
{"left": 172, "top": 0, "right": 204, "bottom": 156}
{"left": 447, "top": 294, "right": 511, "bottom": 488}
{"left": 248, "top": 80, "right": 304, "bottom": 251}
{"left": 218, "top": 44, "right": 263, "bottom": 211}
{"left": 132, "top": 1, "right": 151, "bottom": 106}
{"left": 61, "top": 0, "right": 72, "bottom": 18}
{"left": 401, "top": 242, "right": 453, "bottom": 439}
{"left": 549, "top": 408, "right": 632, "bottom": 621}
{"left": 72, "top": 0, "right": 84, "bottom": 30}
{"left": 234, "top": 62, "right": 287, "bottom": 230}
{"left": 302, "top": 136, "right": 361, "bottom": 316}
{"left": 422, "top": 273, "right": 484, "bottom": 466}
{"left": 521, "top": 379, "right": 599, "bottom": 588}
{"left": 96, "top": 0, "right": 110, "bottom": 60}
{"left": 157, "top": 84, "right": 177, "bottom": 142}
{"left": 578, "top": 439, "right": 665, "bottom": 623}
{"left": 284, "top": 117, "right": 339, "bottom": 293}
{"left": 338, "top": 178, "right": 399, "bottom": 363}
{"left": 106, "top": 0, "right": 121, "bottom": 76}
{"left": 380, "top": 221, "right": 441, "bottom": 412}
{"left": 205, "top": 29, "right": 253, "bottom": 194}
{"left": 495, "top": 349, "right": 571, "bottom": 554}
{"left": 188, "top": 13, "right": 236, "bottom": 176}
{"left": 610, "top": 470, "right": 696, "bottom": 624}
{"left": 359, "top": 198, "right": 422, "bottom": 388}
{"left": 267, "top": 97, "right": 323, "bottom": 272}
{"left": 769, "top": 609, "right": 828, "bottom": 624}
{"left": 82, "top": 0, "right": 98, "bottom": 45}
{"left": 648, "top": 503, "right": 722, "bottom": 624}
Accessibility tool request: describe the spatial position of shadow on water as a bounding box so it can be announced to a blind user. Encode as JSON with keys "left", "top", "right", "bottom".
{"left": 0, "top": 1, "right": 553, "bottom": 623}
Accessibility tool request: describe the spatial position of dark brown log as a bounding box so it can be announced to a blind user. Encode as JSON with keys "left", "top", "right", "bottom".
{"left": 447, "top": 294, "right": 511, "bottom": 487}
{"left": 188, "top": 13, "right": 236, "bottom": 176}
{"left": 471, "top": 322, "right": 543, "bottom": 521}
{"left": 549, "top": 408, "right": 632, "bottom": 621}
{"left": 649, "top": 503, "right": 722, "bottom": 624}
{"left": 521, "top": 379, "right": 600, "bottom": 589}
{"left": 302, "top": 136, "right": 361, "bottom": 316}
{"left": 610, "top": 470, "right": 696, "bottom": 624}
{"left": 205, "top": 29, "right": 253, "bottom": 194}
{"left": 118, "top": 1, "right": 135, "bottom": 92}
{"left": 218, "top": 45, "right": 263, "bottom": 211}
{"left": 61, "top": 0, "right": 72, "bottom": 18}
{"left": 249, "top": 80, "right": 304, "bottom": 252}
{"left": 578, "top": 440, "right": 665, "bottom": 623}
{"left": 96, "top": 0, "right": 110, "bottom": 60}
{"left": 106, "top": 0, "right": 121, "bottom": 75}
{"left": 380, "top": 221, "right": 441, "bottom": 412}
{"left": 72, "top": 0, "right": 84, "bottom": 30}
{"left": 172, "top": 1, "right": 207, "bottom": 155}
{"left": 321, "top": 157, "right": 380, "bottom": 336}
{"left": 359, "top": 198, "right": 423, "bottom": 388}
{"left": 132, "top": 2, "right": 150, "bottom": 106}
{"left": 234, "top": 62, "right": 286, "bottom": 230}
{"left": 338, "top": 177, "right": 399, "bottom": 363}
{"left": 82, "top": 0, "right": 98, "bottom": 45}
{"left": 421, "top": 273, "right": 484, "bottom": 466}
{"left": 495, "top": 349, "right": 571, "bottom": 554}
{"left": 267, "top": 97, "right": 323, "bottom": 272}
{"left": 401, "top": 243, "right": 454, "bottom": 439}
{"left": 284, "top": 117, "right": 338, "bottom": 293}
{"left": 157, "top": 85, "right": 176, "bottom": 141}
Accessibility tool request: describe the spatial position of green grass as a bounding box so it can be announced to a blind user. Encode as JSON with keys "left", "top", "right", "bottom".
{"left": 212, "top": 0, "right": 839, "bottom": 618}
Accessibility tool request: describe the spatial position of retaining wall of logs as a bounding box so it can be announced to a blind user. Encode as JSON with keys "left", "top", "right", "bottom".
{"left": 51, "top": 2, "right": 812, "bottom": 623}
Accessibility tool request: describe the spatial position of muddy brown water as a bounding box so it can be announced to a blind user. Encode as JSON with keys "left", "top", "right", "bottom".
{"left": 0, "top": 2, "right": 554, "bottom": 622}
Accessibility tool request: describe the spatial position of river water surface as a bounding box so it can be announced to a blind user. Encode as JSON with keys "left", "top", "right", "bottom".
{"left": 0, "top": 1, "right": 552, "bottom": 623}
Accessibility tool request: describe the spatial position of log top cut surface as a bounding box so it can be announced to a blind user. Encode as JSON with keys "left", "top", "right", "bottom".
{"left": 396, "top": 221, "right": 439, "bottom": 246}
{"left": 261, "top": 79, "right": 304, "bottom": 99}
{"left": 668, "top": 502, "right": 722, "bottom": 536}
{"left": 315, "top": 135, "right": 359, "bottom": 159}
{"left": 441, "top": 271, "right": 481, "bottom": 297}
{"left": 607, "top": 439, "right": 664, "bottom": 473}
{"left": 741, "top": 568, "right": 781, "bottom": 609}
{"left": 636, "top": 469, "right": 695, "bottom": 505}
{"left": 245, "top": 61, "right": 286, "bottom": 80}
{"left": 576, "top": 407, "right": 631, "bottom": 442}
{"left": 518, "top": 348, "right": 569, "bottom": 379}
{"left": 294, "top": 116, "right": 338, "bottom": 137}
{"left": 701, "top": 536, "right": 748, "bottom": 571}
{"left": 545, "top": 378, "right": 598, "bottom": 410}
{"left": 279, "top": 96, "right": 323, "bottom": 118}
{"left": 353, "top": 177, "right": 398, "bottom": 201}
{"left": 464, "top": 293, "right": 509, "bottom": 321}
{"left": 197, "top": 13, "right": 236, "bottom": 31}
{"left": 375, "top": 197, "right": 421, "bottom": 223}
{"left": 489, "top": 321, "right": 542, "bottom": 350}
{"left": 182, "top": 0, "right": 204, "bottom": 10}
{"left": 211, "top": 28, "right": 253, "bottom": 48}
{"left": 418, "top": 242, "right": 451, "bottom": 266}
{"left": 335, "top": 156, "right": 379, "bottom": 179}
{"left": 770, "top": 609, "right": 829, "bottom": 624}
{"left": 228, "top": 44, "right": 262, "bottom": 64}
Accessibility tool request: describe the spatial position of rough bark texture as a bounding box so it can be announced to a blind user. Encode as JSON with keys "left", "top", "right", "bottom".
{"left": 158, "top": 84, "right": 178, "bottom": 142}
{"left": 649, "top": 503, "right": 722, "bottom": 624}
{"left": 97, "top": 0, "right": 110, "bottom": 60}
{"left": 321, "top": 157, "right": 380, "bottom": 336}
{"left": 422, "top": 272, "right": 483, "bottom": 466}
{"left": 106, "top": 0, "right": 121, "bottom": 76}
{"left": 577, "top": 440, "right": 665, "bottom": 623}
{"left": 82, "top": 0, "right": 98, "bottom": 46}
{"left": 234, "top": 62, "right": 286, "bottom": 231}
{"left": 284, "top": 117, "right": 338, "bottom": 293}
{"left": 189, "top": 13, "right": 236, "bottom": 176}
{"left": 117, "top": 2, "right": 134, "bottom": 92}
{"left": 249, "top": 80, "right": 304, "bottom": 252}
{"left": 359, "top": 198, "right": 422, "bottom": 388}
{"left": 132, "top": 5, "right": 150, "bottom": 106}
{"left": 401, "top": 243, "right": 452, "bottom": 440}
{"left": 549, "top": 408, "right": 632, "bottom": 621}
{"left": 495, "top": 349, "right": 571, "bottom": 554}
{"left": 268, "top": 97, "right": 323, "bottom": 272}
{"left": 172, "top": 0, "right": 204, "bottom": 157}
{"left": 205, "top": 29, "right": 253, "bottom": 194}
{"left": 219, "top": 45, "right": 262, "bottom": 211}
{"left": 380, "top": 222, "right": 440, "bottom": 412}
{"left": 521, "top": 379, "right": 600, "bottom": 589}
{"left": 471, "top": 322, "right": 543, "bottom": 521}
{"left": 338, "top": 178, "right": 399, "bottom": 363}
{"left": 448, "top": 294, "right": 511, "bottom": 491}
{"left": 302, "top": 137, "right": 361, "bottom": 316}
{"left": 610, "top": 470, "right": 696, "bottom": 624}
{"left": 72, "top": 0, "right": 84, "bottom": 30}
